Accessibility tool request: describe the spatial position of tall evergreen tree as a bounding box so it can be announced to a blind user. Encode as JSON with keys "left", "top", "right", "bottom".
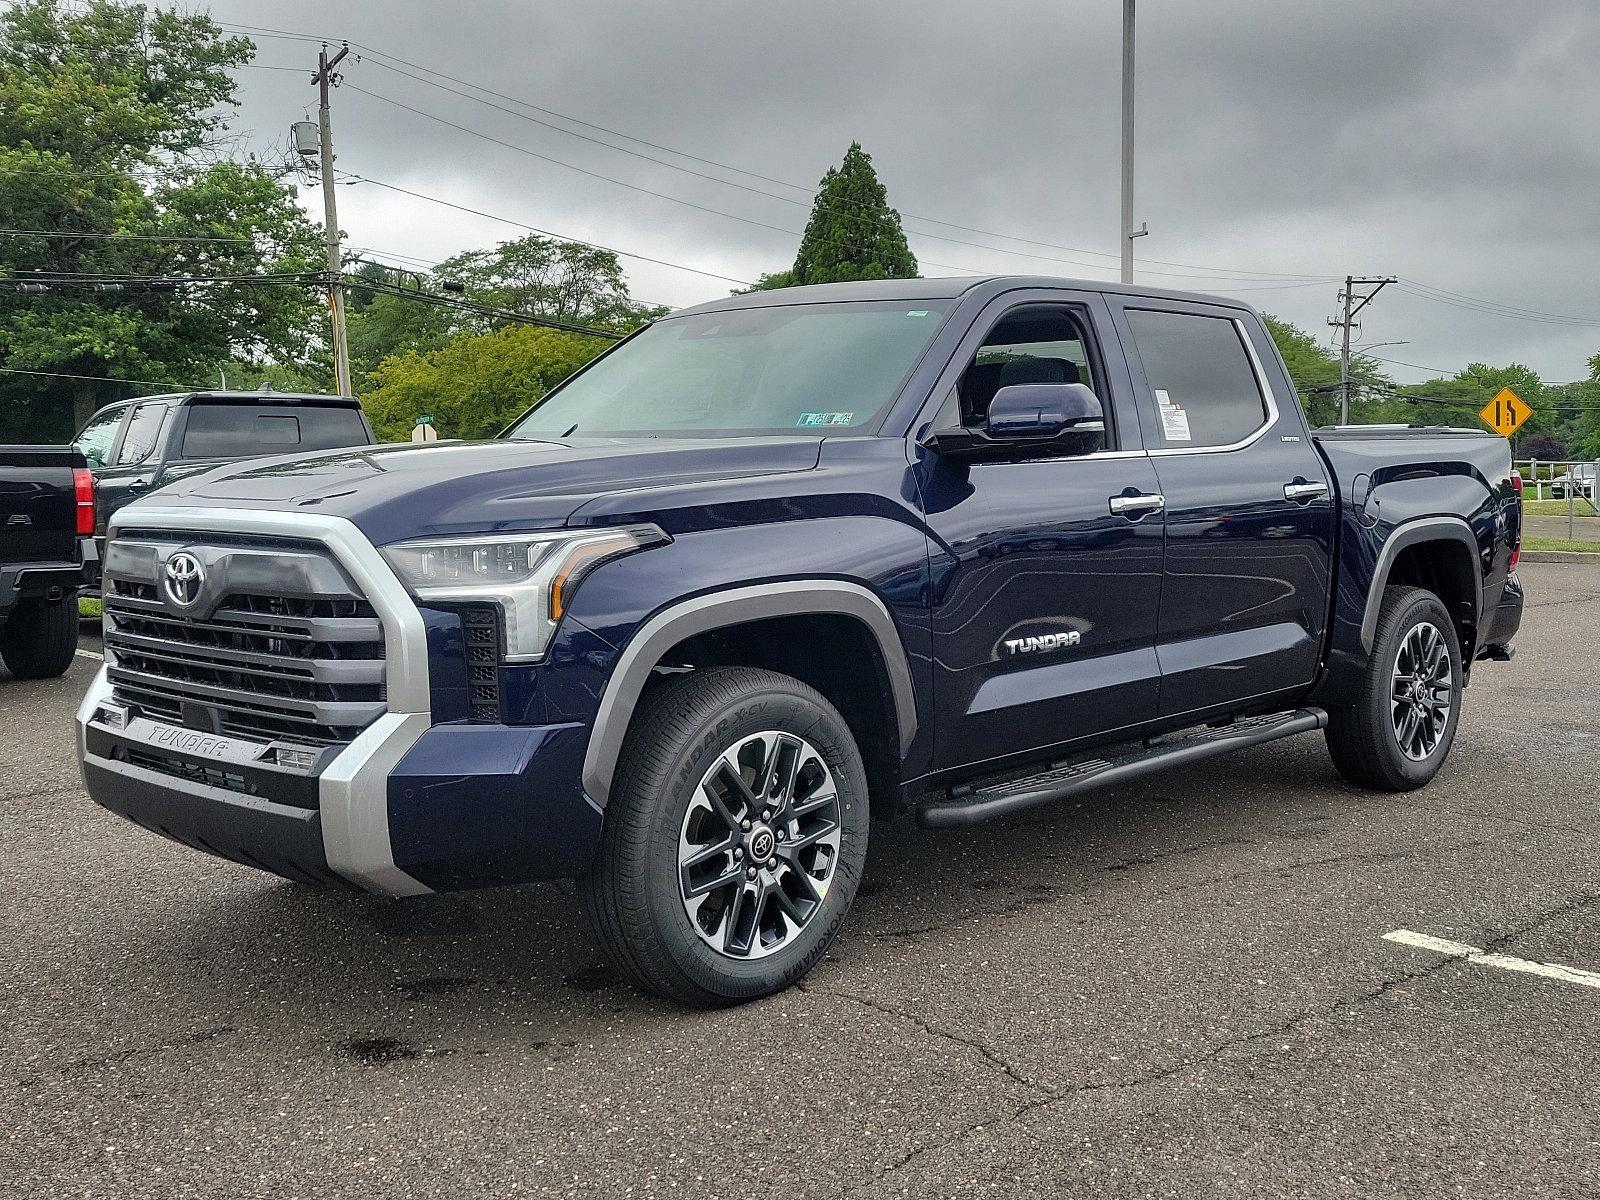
{"left": 761, "top": 142, "right": 917, "bottom": 289}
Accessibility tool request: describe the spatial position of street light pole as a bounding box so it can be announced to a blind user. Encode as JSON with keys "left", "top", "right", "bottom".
{"left": 1120, "top": 0, "right": 1135, "bottom": 284}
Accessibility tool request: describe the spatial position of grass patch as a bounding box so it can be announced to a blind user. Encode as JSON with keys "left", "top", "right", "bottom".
{"left": 1521, "top": 498, "right": 1598, "bottom": 516}
{"left": 78, "top": 596, "right": 102, "bottom": 618}
{"left": 1523, "top": 536, "right": 1600, "bottom": 554}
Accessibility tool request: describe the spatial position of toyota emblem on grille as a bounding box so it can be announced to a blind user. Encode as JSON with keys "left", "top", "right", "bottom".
{"left": 163, "top": 551, "right": 205, "bottom": 608}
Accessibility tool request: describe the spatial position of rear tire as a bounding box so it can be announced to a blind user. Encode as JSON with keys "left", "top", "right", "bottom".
{"left": 1, "top": 596, "right": 78, "bottom": 679}
{"left": 578, "top": 666, "right": 870, "bottom": 1007}
{"left": 1325, "top": 586, "right": 1462, "bottom": 791}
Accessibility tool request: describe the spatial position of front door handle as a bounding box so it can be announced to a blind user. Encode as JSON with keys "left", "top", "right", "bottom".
{"left": 1109, "top": 493, "right": 1165, "bottom": 518}
{"left": 1283, "top": 480, "right": 1329, "bottom": 504}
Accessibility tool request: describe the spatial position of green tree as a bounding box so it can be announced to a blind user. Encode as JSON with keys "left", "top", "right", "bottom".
{"left": 0, "top": 0, "right": 326, "bottom": 441}
{"left": 345, "top": 262, "right": 452, "bottom": 381}
{"left": 1568, "top": 353, "right": 1600, "bottom": 458}
{"left": 757, "top": 142, "right": 917, "bottom": 290}
{"left": 361, "top": 323, "right": 608, "bottom": 442}
{"left": 434, "top": 235, "right": 667, "bottom": 332}
{"left": 1261, "top": 314, "right": 1388, "bottom": 426}
{"left": 1391, "top": 363, "right": 1543, "bottom": 432}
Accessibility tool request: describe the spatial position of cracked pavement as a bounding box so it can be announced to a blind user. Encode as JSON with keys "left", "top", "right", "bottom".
{"left": 4, "top": 562, "right": 1599, "bottom": 1199}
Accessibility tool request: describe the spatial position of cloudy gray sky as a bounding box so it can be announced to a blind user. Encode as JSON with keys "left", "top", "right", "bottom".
{"left": 208, "top": 0, "right": 1600, "bottom": 383}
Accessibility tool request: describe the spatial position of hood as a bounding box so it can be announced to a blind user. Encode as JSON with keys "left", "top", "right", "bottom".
{"left": 152, "top": 437, "right": 823, "bottom": 545}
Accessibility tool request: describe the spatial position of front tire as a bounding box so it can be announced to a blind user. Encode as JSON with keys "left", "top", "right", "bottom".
{"left": 1, "top": 596, "right": 78, "bottom": 679}
{"left": 1325, "top": 586, "right": 1463, "bottom": 791}
{"left": 579, "top": 666, "right": 870, "bottom": 1007}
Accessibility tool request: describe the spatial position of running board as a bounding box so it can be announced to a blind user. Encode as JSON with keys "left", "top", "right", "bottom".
{"left": 917, "top": 707, "right": 1328, "bottom": 829}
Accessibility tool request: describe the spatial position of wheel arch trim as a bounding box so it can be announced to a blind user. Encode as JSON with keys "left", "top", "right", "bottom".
{"left": 581, "top": 581, "right": 918, "bottom": 808}
{"left": 1359, "top": 516, "right": 1482, "bottom": 654}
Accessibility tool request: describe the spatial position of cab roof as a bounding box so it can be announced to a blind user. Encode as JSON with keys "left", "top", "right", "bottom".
{"left": 670, "top": 274, "right": 1260, "bottom": 318}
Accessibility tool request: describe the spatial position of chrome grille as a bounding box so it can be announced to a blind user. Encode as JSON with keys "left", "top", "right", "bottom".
{"left": 103, "top": 535, "right": 387, "bottom": 748}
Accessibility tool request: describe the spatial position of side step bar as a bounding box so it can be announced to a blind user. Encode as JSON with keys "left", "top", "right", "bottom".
{"left": 917, "top": 707, "right": 1328, "bottom": 829}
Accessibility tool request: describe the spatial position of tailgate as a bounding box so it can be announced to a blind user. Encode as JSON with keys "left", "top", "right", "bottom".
{"left": 0, "top": 446, "right": 82, "bottom": 566}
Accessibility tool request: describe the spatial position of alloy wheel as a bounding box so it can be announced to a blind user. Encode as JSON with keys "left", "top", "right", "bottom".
{"left": 1391, "top": 621, "right": 1453, "bottom": 761}
{"left": 676, "top": 731, "right": 843, "bottom": 959}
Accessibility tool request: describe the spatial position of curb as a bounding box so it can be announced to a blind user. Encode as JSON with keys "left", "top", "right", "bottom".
{"left": 1519, "top": 551, "right": 1600, "bottom": 564}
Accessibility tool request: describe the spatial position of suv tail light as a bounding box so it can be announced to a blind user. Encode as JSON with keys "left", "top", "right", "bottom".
{"left": 73, "top": 468, "right": 95, "bottom": 536}
{"left": 1509, "top": 470, "right": 1524, "bottom": 570}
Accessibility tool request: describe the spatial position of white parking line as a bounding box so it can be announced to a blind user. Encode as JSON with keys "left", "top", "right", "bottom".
{"left": 74, "top": 648, "right": 103, "bottom": 661}
{"left": 1384, "top": 929, "right": 1600, "bottom": 991}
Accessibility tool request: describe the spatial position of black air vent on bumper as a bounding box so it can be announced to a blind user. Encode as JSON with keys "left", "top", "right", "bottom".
{"left": 460, "top": 606, "right": 503, "bottom": 722}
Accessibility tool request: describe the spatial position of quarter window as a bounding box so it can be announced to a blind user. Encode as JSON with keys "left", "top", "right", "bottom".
{"left": 1125, "top": 309, "right": 1268, "bottom": 449}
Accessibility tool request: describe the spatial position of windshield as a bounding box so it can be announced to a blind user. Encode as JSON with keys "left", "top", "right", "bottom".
{"left": 504, "top": 299, "right": 951, "bottom": 440}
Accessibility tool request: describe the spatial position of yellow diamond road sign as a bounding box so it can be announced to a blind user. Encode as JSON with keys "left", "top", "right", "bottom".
{"left": 1480, "top": 387, "right": 1532, "bottom": 438}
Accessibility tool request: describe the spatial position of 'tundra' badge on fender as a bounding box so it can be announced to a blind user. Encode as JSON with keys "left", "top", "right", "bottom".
{"left": 1003, "top": 630, "right": 1081, "bottom": 656}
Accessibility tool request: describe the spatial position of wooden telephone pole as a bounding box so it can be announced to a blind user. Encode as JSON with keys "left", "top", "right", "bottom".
{"left": 312, "top": 44, "right": 353, "bottom": 397}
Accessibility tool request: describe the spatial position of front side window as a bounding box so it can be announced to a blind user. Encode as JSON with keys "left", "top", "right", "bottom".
{"left": 1125, "top": 309, "right": 1268, "bottom": 449}
{"left": 957, "top": 305, "right": 1101, "bottom": 428}
{"left": 504, "top": 299, "right": 953, "bottom": 440}
{"left": 113, "top": 403, "right": 167, "bottom": 465}
{"left": 73, "top": 406, "right": 126, "bottom": 467}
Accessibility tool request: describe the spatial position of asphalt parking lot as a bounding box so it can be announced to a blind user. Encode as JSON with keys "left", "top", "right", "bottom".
{"left": 4, "top": 561, "right": 1597, "bottom": 1199}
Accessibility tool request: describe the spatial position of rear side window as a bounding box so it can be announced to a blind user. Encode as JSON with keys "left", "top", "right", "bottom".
{"left": 1125, "top": 309, "right": 1268, "bottom": 449}
{"left": 114, "top": 403, "right": 167, "bottom": 465}
{"left": 181, "top": 405, "right": 369, "bottom": 458}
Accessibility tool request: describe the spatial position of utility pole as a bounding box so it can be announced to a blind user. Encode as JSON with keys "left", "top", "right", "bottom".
{"left": 313, "top": 43, "right": 352, "bottom": 397}
{"left": 1120, "top": 0, "right": 1136, "bottom": 283}
{"left": 1328, "top": 275, "right": 1394, "bottom": 424}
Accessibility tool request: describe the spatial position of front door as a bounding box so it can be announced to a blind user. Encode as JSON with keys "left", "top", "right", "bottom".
{"left": 93, "top": 400, "right": 169, "bottom": 530}
{"left": 917, "top": 292, "right": 1165, "bottom": 775}
{"left": 1109, "top": 300, "right": 1337, "bottom": 718}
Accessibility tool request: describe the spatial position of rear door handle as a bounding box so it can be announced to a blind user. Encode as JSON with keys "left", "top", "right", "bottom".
{"left": 1283, "top": 480, "right": 1329, "bottom": 504}
{"left": 1109, "top": 493, "right": 1165, "bottom": 518}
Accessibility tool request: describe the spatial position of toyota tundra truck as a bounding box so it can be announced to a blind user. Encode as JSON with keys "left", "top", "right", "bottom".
{"left": 75, "top": 276, "right": 1524, "bottom": 1006}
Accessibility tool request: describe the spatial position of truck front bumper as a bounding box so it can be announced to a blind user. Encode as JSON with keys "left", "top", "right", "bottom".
{"left": 77, "top": 667, "right": 602, "bottom": 895}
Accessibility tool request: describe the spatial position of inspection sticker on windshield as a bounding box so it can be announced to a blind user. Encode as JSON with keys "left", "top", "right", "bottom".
{"left": 1155, "top": 389, "right": 1191, "bottom": 442}
{"left": 797, "top": 412, "right": 854, "bottom": 427}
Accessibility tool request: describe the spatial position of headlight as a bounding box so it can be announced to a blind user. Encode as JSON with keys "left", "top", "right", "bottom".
{"left": 380, "top": 525, "right": 668, "bottom": 661}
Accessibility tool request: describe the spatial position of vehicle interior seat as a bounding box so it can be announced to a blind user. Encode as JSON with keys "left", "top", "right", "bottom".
{"left": 958, "top": 356, "right": 1080, "bottom": 424}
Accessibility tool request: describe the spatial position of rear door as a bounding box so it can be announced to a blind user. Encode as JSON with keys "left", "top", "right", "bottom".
{"left": 1107, "top": 300, "right": 1336, "bottom": 718}
{"left": 918, "top": 289, "right": 1166, "bottom": 773}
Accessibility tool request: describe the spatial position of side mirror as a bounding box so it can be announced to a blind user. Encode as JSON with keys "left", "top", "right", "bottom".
{"left": 985, "top": 382, "right": 1103, "bottom": 442}
{"left": 921, "top": 382, "right": 1105, "bottom": 461}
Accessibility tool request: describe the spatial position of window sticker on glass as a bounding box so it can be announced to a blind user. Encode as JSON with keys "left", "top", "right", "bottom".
{"left": 1155, "top": 389, "right": 1192, "bottom": 442}
{"left": 796, "top": 412, "right": 855, "bottom": 427}
{"left": 906, "top": 310, "right": 931, "bottom": 318}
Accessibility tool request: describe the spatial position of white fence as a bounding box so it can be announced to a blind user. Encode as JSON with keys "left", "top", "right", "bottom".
{"left": 1515, "top": 459, "right": 1598, "bottom": 541}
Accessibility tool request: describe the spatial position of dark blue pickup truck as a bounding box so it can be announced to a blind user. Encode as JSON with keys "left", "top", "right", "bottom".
{"left": 76, "top": 276, "right": 1524, "bottom": 1005}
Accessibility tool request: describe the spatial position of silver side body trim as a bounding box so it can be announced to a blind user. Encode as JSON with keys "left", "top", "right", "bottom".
{"left": 82, "top": 505, "right": 433, "bottom": 896}
{"left": 1359, "top": 516, "right": 1483, "bottom": 653}
{"left": 582, "top": 581, "right": 918, "bottom": 808}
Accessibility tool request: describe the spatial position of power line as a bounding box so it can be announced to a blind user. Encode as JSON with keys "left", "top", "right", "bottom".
{"left": 342, "top": 173, "right": 754, "bottom": 286}
{"left": 0, "top": 227, "right": 269, "bottom": 245}
{"left": 346, "top": 275, "right": 625, "bottom": 339}
{"left": 1393, "top": 279, "right": 1600, "bottom": 328}
{"left": 0, "top": 364, "right": 198, "bottom": 391}
{"left": 216, "top": 19, "right": 1351, "bottom": 285}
